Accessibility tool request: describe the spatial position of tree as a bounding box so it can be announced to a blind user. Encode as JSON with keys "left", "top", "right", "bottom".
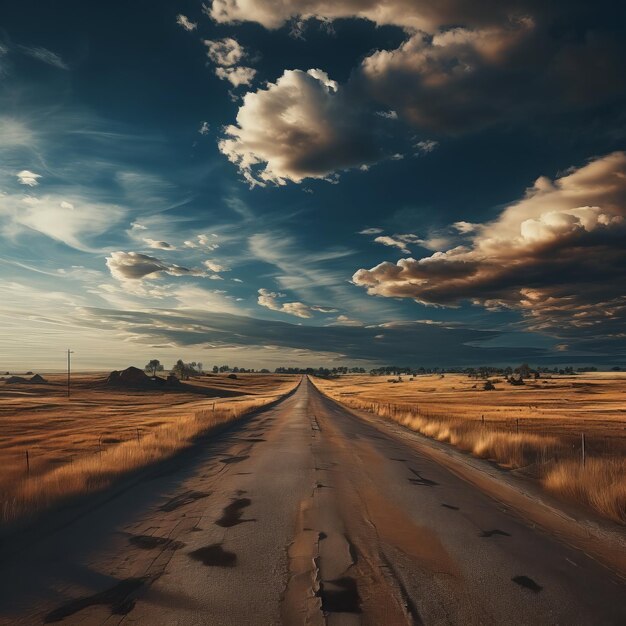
{"left": 145, "top": 359, "right": 164, "bottom": 377}
{"left": 212, "top": 365, "right": 219, "bottom": 373}
{"left": 172, "top": 359, "right": 194, "bottom": 381}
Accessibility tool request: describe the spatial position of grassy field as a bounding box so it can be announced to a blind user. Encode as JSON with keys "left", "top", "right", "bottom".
{"left": 313, "top": 373, "right": 626, "bottom": 523}
{"left": 0, "top": 372, "right": 297, "bottom": 526}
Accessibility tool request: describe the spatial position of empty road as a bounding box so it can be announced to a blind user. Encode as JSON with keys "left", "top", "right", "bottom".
{"left": 0, "top": 377, "right": 624, "bottom": 625}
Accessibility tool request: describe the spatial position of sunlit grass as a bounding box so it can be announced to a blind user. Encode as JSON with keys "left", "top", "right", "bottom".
{"left": 1, "top": 381, "right": 298, "bottom": 527}
{"left": 313, "top": 378, "right": 625, "bottom": 524}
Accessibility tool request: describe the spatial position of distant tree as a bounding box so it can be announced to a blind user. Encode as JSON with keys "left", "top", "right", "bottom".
{"left": 171, "top": 359, "right": 194, "bottom": 381}
{"left": 145, "top": 359, "right": 164, "bottom": 377}
{"left": 197, "top": 362, "right": 203, "bottom": 373}
{"left": 212, "top": 365, "right": 219, "bottom": 373}
{"left": 611, "top": 366, "right": 621, "bottom": 371}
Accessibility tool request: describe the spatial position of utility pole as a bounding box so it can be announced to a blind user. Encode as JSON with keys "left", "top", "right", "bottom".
{"left": 67, "top": 349, "right": 74, "bottom": 399}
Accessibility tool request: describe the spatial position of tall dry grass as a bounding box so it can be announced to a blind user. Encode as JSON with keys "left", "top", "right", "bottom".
{"left": 1, "top": 383, "right": 297, "bottom": 528}
{"left": 313, "top": 380, "right": 626, "bottom": 524}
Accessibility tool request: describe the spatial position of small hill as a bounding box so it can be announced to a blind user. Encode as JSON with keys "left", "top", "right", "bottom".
{"left": 30, "top": 374, "right": 47, "bottom": 384}
{"left": 5, "top": 376, "right": 28, "bottom": 384}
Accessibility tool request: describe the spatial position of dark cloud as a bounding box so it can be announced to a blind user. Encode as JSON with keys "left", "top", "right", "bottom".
{"left": 353, "top": 152, "right": 626, "bottom": 342}
{"left": 79, "top": 306, "right": 549, "bottom": 366}
{"left": 214, "top": 0, "right": 626, "bottom": 180}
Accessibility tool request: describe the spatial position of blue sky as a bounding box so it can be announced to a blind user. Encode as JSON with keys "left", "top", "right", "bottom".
{"left": 1, "top": 0, "right": 625, "bottom": 370}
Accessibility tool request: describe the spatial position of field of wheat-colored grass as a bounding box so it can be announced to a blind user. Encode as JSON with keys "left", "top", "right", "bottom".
{"left": 313, "top": 373, "right": 626, "bottom": 524}
{"left": 0, "top": 373, "right": 298, "bottom": 527}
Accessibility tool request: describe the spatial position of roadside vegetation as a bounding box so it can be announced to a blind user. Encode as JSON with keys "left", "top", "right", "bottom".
{"left": 313, "top": 374, "right": 626, "bottom": 524}
{"left": 0, "top": 374, "right": 298, "bottom": 528}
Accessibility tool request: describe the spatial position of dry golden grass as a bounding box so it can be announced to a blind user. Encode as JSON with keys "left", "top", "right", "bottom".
{"left": 0, "top": 373, "right": 298, "bottom": 527}
{"left": 313, "top": 374, "right": 626, "bottom": 524}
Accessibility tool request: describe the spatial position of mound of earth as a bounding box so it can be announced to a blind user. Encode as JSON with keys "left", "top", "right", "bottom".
{"left": 5, "top": 376, "right": 28, "bottom": 384}
{"left": 106, "top": 366, "right": 179, "bottom": 389}
{"left": 30, "top": 374, "right": 47, "bottom": 383}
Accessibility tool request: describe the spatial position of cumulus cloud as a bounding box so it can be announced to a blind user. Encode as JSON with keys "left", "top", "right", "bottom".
{"left": 353, "top": 152, "right": 626, "bottom": 337}
{"left": 415, "top": 139, "right": 439, "bottom": 154}
{"left": 257, "top": 288, "right": 313, "bottom": 318}
{"left": 204, "top": 259, "right": 229, "bottom": 272}
{"left": 215, "top": 65, "right": 257, "bottom": 87}
{"left": 219, "top": 69, "right": 385, "bottom": 185}
{"left": 211, "top": 1, "right": 625, "bottom": 179}
{"left": 203, "top": 37, "right": 246, "bottom": 66}
{"left": 143, "top": 238, "right": 176, "bottom": 250}
{"left": 17, "top": 170, "right": 41, "bottom": 186}
{"left": 106, "top": 251, "right": 204, "bottom": 281}
{"left": 176, "top": 14, "right": 197, "bottom": 31}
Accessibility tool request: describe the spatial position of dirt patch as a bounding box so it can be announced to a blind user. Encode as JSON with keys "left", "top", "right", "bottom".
{"left": 129, "top": 535, "right": 184, "bottom": 550}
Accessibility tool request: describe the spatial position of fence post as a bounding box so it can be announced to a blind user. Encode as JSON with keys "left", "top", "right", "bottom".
{"left": 26, "top": 450, "right": 30, "bottom": 476}
{"left": 136, "top": 428, "right": 141, "bottom": 443}
{"left": 581, "top": 433, "right": 586, "bottom": 467}
{"left": 516, "top": 418, "right": 519, "bottom": 434}
{"left": 481, "top": 415, "right": 485, "bottom": 427}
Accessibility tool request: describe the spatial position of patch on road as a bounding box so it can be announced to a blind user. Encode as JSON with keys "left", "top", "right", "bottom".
{"left": 216, "top": 497, "right": 255, "bottom": 527}
{"left": 512, "top": 575, "right": 542, "bottom": 593}
{"left": 129, "top": 535, "right": 185, "bottom": 550}
{"left": 189, "top": 544, "right": 237, "bottom": 567}
{"left": 44, "top": 577, "right": 147, "bottom": 622}
{"left": 159, "top": 490, "right": 210, "bottom": 512}
{"left": 480, "top": 529, "right": 511, "bottom": 538}
{"left": 320, "top": 577, "right": 361, "bottom": 614}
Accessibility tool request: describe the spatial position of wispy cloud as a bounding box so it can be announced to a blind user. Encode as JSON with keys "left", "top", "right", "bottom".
{"left": 18, "top": 45, "right": 68, "bottom": 70}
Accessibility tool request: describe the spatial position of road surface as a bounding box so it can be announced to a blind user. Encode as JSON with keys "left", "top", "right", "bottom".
{"left": 0, "top": 377, "right": 624, "bottom": 625}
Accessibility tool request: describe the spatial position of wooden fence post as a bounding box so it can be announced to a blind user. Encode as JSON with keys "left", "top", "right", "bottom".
{"left": 581, "top": 433, "right": 586, "bottom": 467}
{"left": 26, "top": 450, "right": 30, "bottom": 476}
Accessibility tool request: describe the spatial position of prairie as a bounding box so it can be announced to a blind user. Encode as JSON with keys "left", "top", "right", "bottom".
{"left": 313, "top": 373, "right": 626, "bottom": 523}
{"left": 0, "top": 372, "right": 297, "bottom": 526}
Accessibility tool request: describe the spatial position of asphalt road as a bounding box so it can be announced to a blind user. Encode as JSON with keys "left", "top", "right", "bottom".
{"left": 0, "top": 377, "right": 624, "bottom": 625}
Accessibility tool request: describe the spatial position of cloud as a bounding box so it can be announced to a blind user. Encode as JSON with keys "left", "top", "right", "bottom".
{"left": 257, "top": 288, "right": 313, "bottom": 318}
{"left": 206, "top": 0, "right": 529, "bottom": 33}
{"left": 198, "top": 121, "right": 210, "bottom": 135}
{"left": 203, "top": 37, "right": 246, "bottom": 66}
{"left": 219, "top": 69, "right": 385, "bottom": 185}
{"left": 215, "top": 66, "right": 257, "bottom": 87}
{"left": 204, "top": 259, "right": 229, "bottom": 272}
{"left": 374, "top": 235, "right": 410, "bottom": 254}
{"left": 415, "top": 139, "right": 439, "bottom": 154}
{"left": 184, "top": 233, "right": 220, "bottom": 250}
{"left": 17, "top": 170, "right": 41, "bottom": 186}
{"left": 106, "top": 251, "right": 204, "bottom": 281}
{"left": 79, "top": 306, "right": 554, "bottom": 366}
{"left": 353, "top": 152, "right": 626, "bottom": 338}
{"left": 18, "top": 45, "right": 68, "bottom": 70}
{"left": 358, "top": 227, "right": 383, "bottom": 235}
{"left": 176, "top": 14, "right": 197, "bottom": 31}
{"left": 143, "top": 238, "right": 176, "bottom": 250}
{"left": 331, "top": 314, "right": 363, "bottom": 326}
{"left": 0, "top": 193, "right": 125, "bottom": 251}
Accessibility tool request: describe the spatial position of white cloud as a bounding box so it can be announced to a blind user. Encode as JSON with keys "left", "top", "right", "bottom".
{"left": 19, "top": 45, "right": 68, "bottom": 70}
{"left": 203, "top": 37, "right": 246, "bottom": 66}
{"left": 106, "top": 251, "right": 205, "bottom": 281}
{"left": 415, "top": 139, "right": 439, "bottom": 154}
{"left": 184, "top": 233, "right": 220, "bottom": 250}
{"left": 373, "top": 235, "right": 412, "bottom": 254}
{"left": 330, "top": 314, "right": 363, "bottom": 326}
{"left": 176, "top": 14, "right": 197, "bottom": 31}
{"left": 219, "top": 69, "right": 384, "bottom": 185}
{"left": 0, "top": 193, "right": 125, "bottom": 251}
{"left": 257, "top": 288, "right": 313, "bottom": 318}
{"left": 17, "top": 170, "right": 41, "bottom": 186}
{"left": 143, "top": 238, "right": 176, "bottom": 250}
{"left": 198, "top": 121, "right": 210, "bottom": 135}
{"left": 215, "top": 66, "right": 257, "bottom": 87}
{"left": 358, "top": 227, "right": 383, "bottom": 235}
{"left": 204, "top": 259, "right": 229, "bottom": 272}
{"left": 376, "top": 110, "right": 398, "bottom": 119}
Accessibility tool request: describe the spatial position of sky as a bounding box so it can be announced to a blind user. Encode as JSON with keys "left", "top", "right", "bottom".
{"left": 0, "top": 0, "right": 625, "bottom": 371}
